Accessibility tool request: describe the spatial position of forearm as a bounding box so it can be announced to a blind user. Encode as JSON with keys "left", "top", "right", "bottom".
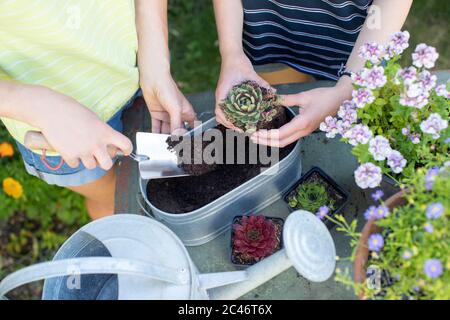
{"left": 337, "top": 0, "right": 412, "bottom": 95}
{"left": 0, "top": 80, "right": 49, "bottom": 128}
{"left": 213, "top": 0, "right": 245, "bottom": 60}
{"left": 346, "top": 0, "right": 413, "bottom": 75}
{"left": 135, "top": 0, "right": 171, "bottom": 88}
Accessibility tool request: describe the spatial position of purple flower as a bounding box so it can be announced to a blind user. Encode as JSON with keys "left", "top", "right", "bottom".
{"left": 371, "top": 189, "right": 384, "bottom": 202}
{"left": 420, "top": 113, "right": 448, "bottom": 139}
{"left": 385, "top": 31, "right": 410, "bottom": 58}
{"left": 387, "top": 150, "right": 407, "bottom": 173}
{"left": 412, "top": 44, "right": 439, "bottom": 69}
{"left": 401, "top": 126, "right": 411, "bottom": 136}
{"left": 424, "top": 221, "right": 434, "bottom": 234}
{"left": 354, "top": 163, "right": 382, "bottom": 189}
{"left": 364, "top": 206, "right": 378, "bottom": 220}
{"left": 336, "top": 120, "right": 353, "bottom": 136}
{"left": 409, "top": 133, "right": 421, "bottom": 144}
{"left": 424, "top": 259, "right": 443, "bottom": 279}
{"left": 368, "top": 135, "right": 392, "bottom": 161}
{"left": 368, "top": 233, "right": 384, "bottom": 252}
{"left": 445, "top": 138, "right": 450, "bottom": 144}
{"left": 352, "top": 88, "right": 375, "bottom": 108}
{"left": 364, "top": 205, "right": 389, "bottom": 220}
{"left": 426, "top": 202, "right": 444, "bottom": 220}
{"left": 435, "top": 84, "right": 450, "bottom": 99}
{"left": 343, "top": 124, "right": 373, "bottom": 146}
{"left": 402, "top": 250, "right": 413, "bottom": 260}
{"left": 364, "top": 66, "right": 388, "bottom": 89}
{"left": 424, "top": 167, "right": 440, "bottom": 191}
{"left": 316, "top": 206, "right": 330, "bottom": 220}
{"left": 399, "top": 91, "right": 429, "bottom": 109}
{"left": 419, "top": 70, "right": 437, "bottom": 91}
{"left": 337, "top": 100, "right": 357, "bottom": 125}
{"left": 359, "top": 42, "right": 385, "bottom": 64}
{"left": 319, "top": 116, "right": 340, "bottom": 138}
{"left": 395, "top": 67, "right": 418, "bottom": 85}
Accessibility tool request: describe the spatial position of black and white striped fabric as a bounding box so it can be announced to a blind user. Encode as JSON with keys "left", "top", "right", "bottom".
{"left": 242, "top": 0, "right": 373, "bottom": 80}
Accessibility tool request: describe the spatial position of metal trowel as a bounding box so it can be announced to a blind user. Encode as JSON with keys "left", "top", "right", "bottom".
{"left": 24, "top": 131, "right": 188, "bottom": 180}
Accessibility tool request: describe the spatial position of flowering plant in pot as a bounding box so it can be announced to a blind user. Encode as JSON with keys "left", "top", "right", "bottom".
{"left": 231, "top": 215, "right": 283, "bottom": 266}
{"left": 330, "top": 166, "right": 449, "bottom": 300}
{"left": 320, "top": 31, "right": 449, "bottom": 189}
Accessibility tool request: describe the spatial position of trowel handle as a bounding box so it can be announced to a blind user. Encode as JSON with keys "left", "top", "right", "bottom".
{"left": 0, "top": 257, "right": 189, "bottom": 300}
{"left": 24, "top": 131, "right": 123, "bottom": 156}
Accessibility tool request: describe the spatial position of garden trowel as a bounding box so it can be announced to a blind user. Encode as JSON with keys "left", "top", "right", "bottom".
{"left": 23, "top": 131, "right": 188, "bottom": 179}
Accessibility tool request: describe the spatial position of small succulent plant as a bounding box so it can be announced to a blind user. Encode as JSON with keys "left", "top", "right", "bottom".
{"left": 288, "top": 181, "right": 334, "bottom": 213}
{"left": 220, "top": 81, "right": 280, "bottom": 133}
{"left": 233, "top": 215, "right": 278, "bottom": 261}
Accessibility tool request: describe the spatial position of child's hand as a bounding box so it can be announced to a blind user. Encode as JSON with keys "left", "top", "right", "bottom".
{"left": 142, "top": 73, "right": 197, "bottom": 134}
{"left": 251, "top": 80, "right": 352, "bottom": 147}
{"left": 35, "top": 87, "right": 132, "bottom": 170}
{"left": 215, "top": 52, "right": 272, "bottom": 131}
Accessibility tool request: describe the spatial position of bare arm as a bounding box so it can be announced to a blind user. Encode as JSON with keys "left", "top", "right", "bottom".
{"left": 0, "top": 80, "right": 132, "bottom": 169}
{"left": 135, "top": 0, "right": 196, "bottom": 133}
{"left": 336, "top": 0, "right": 414, "bottom": 92}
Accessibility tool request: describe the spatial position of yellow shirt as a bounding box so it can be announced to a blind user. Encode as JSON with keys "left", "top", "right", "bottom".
{"left": 0, "top": 0, "right": 139, "bottom": 147}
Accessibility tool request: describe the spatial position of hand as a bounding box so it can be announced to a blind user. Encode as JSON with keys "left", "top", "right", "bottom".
{"left": 215, "top": 52, "right": 272, "bottom": 131}
{"left": 251, "top": 80, "right": 353, "bottom": 147}
{"left": 35, "top": 87, "right": 133, "bottom": 170}
{"left": 142, "top": 73, "right": 197, "bottom": 134}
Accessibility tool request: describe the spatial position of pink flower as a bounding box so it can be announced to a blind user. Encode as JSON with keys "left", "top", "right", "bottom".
{"left": 399, "top": 91, "right": 429, "bottom": 109}
{"left": 418, "top": 70, "right": 437, "bottom": 91}
{"left": 412, "top": 44, "right": 439, "bottom": 69}
{"left": 343, "top": 124, "right": 373, "bottom": 146}
{"left": 354, "top": 163, "right": 382, "bottom": 189}
{"left": 387, "top": 150, "right": 407, "bottom": 173}
{"left": 352, "top": 88, "right": 375, "bottom": 108}
{"left": 337, "top": 100, "right": 358, "bottom": 125}
{"left": 420, "top": 113, "right": 448, "bottom": 139}
{"left": 385, "top": 31, "right": 410, "bottom": 58}
{"left": 319, "top": 116, "right": 340, "bottom": 138}
{"left": 435, "top": 84, "right": 450, "bottom": 99}
{"left": 362, "top": 66, "right": 387, "bottom": 89}
{"left": 359, "top": 42, "right": 385, "bottom": 64}
{"left": 395, "top": 67, "right": 418, "bottom": 85}
{"left": 368, "top": 135, "right": 392, "bottom": 161}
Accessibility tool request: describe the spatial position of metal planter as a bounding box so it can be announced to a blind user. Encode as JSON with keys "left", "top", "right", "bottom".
{"left": 139, "top": 109, "right": 302, "bottom": 246}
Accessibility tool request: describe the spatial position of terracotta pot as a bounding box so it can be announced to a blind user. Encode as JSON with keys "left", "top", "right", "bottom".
{"left": 353, "top": 190, "right": 406, "bottom": 299}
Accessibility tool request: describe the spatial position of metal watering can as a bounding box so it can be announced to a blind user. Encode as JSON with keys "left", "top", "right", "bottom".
{"left": 0, "top": 211, "right": 336, "bottom": 300}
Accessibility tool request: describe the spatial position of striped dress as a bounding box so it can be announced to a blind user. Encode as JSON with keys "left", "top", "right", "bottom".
{"left": 242, "top": 0, "right": 373, "bottom": 80}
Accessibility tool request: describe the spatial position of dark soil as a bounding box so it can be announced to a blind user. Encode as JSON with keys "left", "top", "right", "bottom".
{"left": 148, "top": 109, "right": 294, "bottom": 213}
{"left": 287, "top": 171, "right": 347, "bottom": 214}
{"left": 231, "top": 216, "right": 283, "bottom": 266}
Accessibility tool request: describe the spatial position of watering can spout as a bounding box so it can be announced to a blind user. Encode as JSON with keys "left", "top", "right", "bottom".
{"left": 199, "top": 271, "right": 248, "bottom": 291}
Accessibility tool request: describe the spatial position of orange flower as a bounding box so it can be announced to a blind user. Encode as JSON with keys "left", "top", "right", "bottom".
{"left": 3, "top": 177, "right": 23, "bottom": 199}
{"left": 0, "top": 142, "right": 14, "bottom": 157}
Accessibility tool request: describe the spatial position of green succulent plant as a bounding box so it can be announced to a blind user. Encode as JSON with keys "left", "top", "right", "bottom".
{"left": 288, "top": 181, "right": 334, "bottom": 213}
{"left": 220, "top": 80, "right": 280, "bottom": 133}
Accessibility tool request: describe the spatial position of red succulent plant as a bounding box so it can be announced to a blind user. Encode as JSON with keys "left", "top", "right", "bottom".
{"left": 233, "top": 215, "right": 278, "bottom": 261}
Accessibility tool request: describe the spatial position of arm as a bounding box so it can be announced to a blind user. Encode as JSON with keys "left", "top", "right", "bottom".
{"left": 253, "top": 0, "right": 413, "bottom": 147}
{"left": 135, "top": 0, "right": 196, "bottom": 133}
{"left": 0, "top": 80, "right": 132, "bottom": 169}
{"left": 213, "top": 0, "right": 271, "bottom": 130}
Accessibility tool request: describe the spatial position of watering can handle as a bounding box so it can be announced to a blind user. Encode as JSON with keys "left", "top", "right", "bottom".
{"left": 0, "top": 257, "right": 189, "bottom": 300}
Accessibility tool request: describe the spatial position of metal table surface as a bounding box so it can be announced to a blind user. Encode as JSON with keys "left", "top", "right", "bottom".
{"left": 114, "top": 80, "right": 400, "bottom": 300}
